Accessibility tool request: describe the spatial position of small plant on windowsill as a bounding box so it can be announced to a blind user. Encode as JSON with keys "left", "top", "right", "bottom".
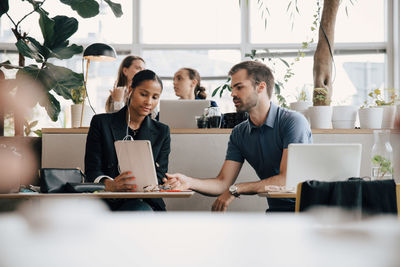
{"left": 368, "top": 88, "right": 398, "bottom": 107}
{"left": 296, "top": 87, "right": 310, "bottom": 102}
{"left": 71, "top": 86, "right": 85, "bottom": 105}
{"left": 313, "top": 87, "right": 331, "bottom": 106}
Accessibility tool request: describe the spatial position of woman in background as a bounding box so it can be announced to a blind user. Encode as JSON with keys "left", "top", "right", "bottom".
{"left": 173, "top": 67, "right": 217, "bottom": 107}
{"left": 86, "top": 70, "right": 170, "bottom": 211}
{"left": 105, "top": 55, "right": 145, "bottom": 113}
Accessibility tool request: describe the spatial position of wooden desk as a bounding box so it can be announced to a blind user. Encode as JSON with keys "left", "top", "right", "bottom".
{"left": 0, "top": 191, "right": 194, "bottom": 199}
{"left": 257, "top": 192, "right": 296, "bottom": 198}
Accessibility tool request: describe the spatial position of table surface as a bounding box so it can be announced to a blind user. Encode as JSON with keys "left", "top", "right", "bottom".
{"left": 257, "top": 191, "right": 296, "bottom": 198}
{"left": 0, "top": 191, "right": 195, "bottom": 199}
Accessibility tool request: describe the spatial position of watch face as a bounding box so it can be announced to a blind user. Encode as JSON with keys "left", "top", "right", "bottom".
{"left": 229, "top": 185, "right": 237, "bottom": 193}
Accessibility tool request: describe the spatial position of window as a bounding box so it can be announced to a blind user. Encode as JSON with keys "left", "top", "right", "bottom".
{"left": 0, "top": 0, "right": 394, "bottom": 134}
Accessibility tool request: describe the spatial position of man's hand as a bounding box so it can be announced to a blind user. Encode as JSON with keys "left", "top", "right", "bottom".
{"left": 212, "top": 190, "right": 236, "bottom": 212}
{"left": 104, "top": 171, "right": 136, "bottom": 192}
{"left": 162, "top": 173, "right": 191, "bottom": 190}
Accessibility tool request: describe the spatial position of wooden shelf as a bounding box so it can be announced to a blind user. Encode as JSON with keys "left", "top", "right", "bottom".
{"left": 42, "top": 128, "right": 400, "bottom": 135}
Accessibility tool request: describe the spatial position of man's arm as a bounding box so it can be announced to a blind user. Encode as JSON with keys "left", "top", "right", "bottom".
{"left": 164, "top": 160, "right": 243, "bottom": 196}
{"left": 211, "top": 149, "right": 288, "bottom": 211}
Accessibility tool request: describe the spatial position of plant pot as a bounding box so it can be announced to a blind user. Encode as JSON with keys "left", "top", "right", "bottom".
{"left": 290, "top": 101, "right": 312, "bottom": 118}
{"left": 71, "top": 104, "right": 94, "bottom": 128}
{"left": 381, "top": 105, "right": 396, "bottom": 129}
{"left": 332, "top": 105, "right": 357, "bottom": 129}
{"left": 358, "top": 107, "right": 383, "bottom": 129}
{"left": 308, "top": 106, "right": 333, "bottom": 129}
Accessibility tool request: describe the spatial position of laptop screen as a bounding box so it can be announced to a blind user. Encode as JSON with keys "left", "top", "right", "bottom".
{"left": 159, "top": 99, "right": 210, "bottom": 128}
{"left": 286, "top": 143, "right": 362, "bottom": 190}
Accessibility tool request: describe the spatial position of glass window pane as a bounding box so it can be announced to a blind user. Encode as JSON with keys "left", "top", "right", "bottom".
{"left": 142, "top": 49, "right": 241, "bottom": 77}
{"left": 335, "top": 1, "right": 384, "bottom": 43}
{"left": 261, "top": 53, "right": 385, "bottom": 107}
{"left": 250, "top": 1, "right": 384, "bottom": 44}
{"left": 141, "top": 0, "right": 240, "bottom": 44}
{"left": 0, "top": 1, "right": 132, "bottom": 44}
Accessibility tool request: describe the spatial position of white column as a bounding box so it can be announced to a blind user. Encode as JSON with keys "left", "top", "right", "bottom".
{"left": 240, "top": 0, "right": 250, "bottom": 60}
{"left": 132, "top": 0, "right": 141, "bottom": 56}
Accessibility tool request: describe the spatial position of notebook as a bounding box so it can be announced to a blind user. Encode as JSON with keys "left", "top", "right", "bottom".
{"left": 159, "top": 99, "right": 211, "bottom": 128}
{"left": 114, "top": 140, "right": 158, "bottom": 191}
{"left": 285, "top": 143, "right": 362, "bottom": 191}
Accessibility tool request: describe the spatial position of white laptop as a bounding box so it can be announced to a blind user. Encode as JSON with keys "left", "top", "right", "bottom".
{"left": 286, "top": 143, "right": 362, "bottom": 191}
{"left": 159, "top": 99, "right": 211, "bottom": 128}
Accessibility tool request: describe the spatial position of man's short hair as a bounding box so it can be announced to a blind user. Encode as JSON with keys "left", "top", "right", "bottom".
{"left": 229, "top": 61, "right": 275, "bottom": 98}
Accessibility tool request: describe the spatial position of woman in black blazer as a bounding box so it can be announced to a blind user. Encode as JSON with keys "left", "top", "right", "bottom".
{"left": 85, "top": 70, "right": 170, "bottom": 211}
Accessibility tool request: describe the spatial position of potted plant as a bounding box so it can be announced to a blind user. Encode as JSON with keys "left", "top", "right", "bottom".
{"left": 308, "top": 87, "right": 332, "bottom": 129}
{"left": 358, "top": 89, "right": 384, "bottom": 129}
{"left": 0, "top": 0, "right": 122, "bottom": 135}
{"left": 371, "top": 88, "right": 397, "bottom": 129}
{"left": 289, "top": 86, "right": 312, "bottom": 120}
{"left": 70, "top": 86, "right": 94, "bottom": 128}
{"left": 331, "top": 100, "right": 358, "bottom": 129}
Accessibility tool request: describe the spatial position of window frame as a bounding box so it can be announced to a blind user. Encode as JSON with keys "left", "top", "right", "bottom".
{"left": 0, "top": 0, "right": 396, "bottom": 96}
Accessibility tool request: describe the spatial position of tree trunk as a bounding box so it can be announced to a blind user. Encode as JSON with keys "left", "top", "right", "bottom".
{"left": 313, "top": 0, "right": 340, "bottom": 106}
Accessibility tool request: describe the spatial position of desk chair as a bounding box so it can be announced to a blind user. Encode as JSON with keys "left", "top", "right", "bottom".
{"left": 295, "top": 179, "right": 399, "bottom": 216}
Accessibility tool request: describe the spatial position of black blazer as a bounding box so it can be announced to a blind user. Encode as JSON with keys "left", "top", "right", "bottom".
{"left": 84, "top": 106, "right": 171, "bottom": 210}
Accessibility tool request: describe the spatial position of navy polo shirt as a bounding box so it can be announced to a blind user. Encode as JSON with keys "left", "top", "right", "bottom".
{"left": 226, "top": 102, "right": 312, "bottom": 183}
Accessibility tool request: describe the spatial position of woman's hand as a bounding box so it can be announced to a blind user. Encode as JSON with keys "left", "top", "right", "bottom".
{"left": 104, "top": 171, "right": 136, "bottom": 192}
{"left": 110, "top": 86, "right": 126, "bottom": 102}
{"left": 162, "top": 173, "right": 191, "bottom": 190}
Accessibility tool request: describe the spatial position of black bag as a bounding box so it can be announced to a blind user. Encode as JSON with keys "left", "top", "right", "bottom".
{"left": 64, "top": 182, "right": 105, "bottom": 193}
{"left": 40, "top": 168, "right": 85, "bottom": 193}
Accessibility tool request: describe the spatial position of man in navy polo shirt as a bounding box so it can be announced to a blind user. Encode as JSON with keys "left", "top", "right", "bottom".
{"left": 165, "top": 61, "right": 312, "bottom": 212}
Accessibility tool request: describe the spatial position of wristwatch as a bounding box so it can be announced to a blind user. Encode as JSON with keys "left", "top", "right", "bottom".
{"left": 229, "top": 184, "right": 240, "bottom": 198}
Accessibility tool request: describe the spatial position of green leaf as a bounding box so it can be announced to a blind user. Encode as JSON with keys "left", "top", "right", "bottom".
{"left": 0, "top": 0, "right": 9, "bottom": 18}
{"left": 279, "top": 58, "right": 290, "bottom": 68}
{"left": 15, "top": 39, "right": 44, "bottom": 63}
{"left": 60, "top": 0, "right": 100, "bottom": 18}
{"left": 39, "top": 92, "right": 61, "bottom": 121}
{"left": 17, "top": 65, "right": 54, "bottom": 92}
{"left": 51, "top": 16, "right": 79, "bottom": 48}
{"left": 212, "top": 86, "right": 220, "bottom": 97}
{"left": 34, "top": 129, "right": 42, "bottom": 137}
{"left": 51, "top": 44, "right": 83, "bottom": 59}
{"left": 45, "top": 63, "right": 84, "bottom": 100}
{"left": 219, "top": 87, "right": 225, "bottom": 98}
{"left": 286, "top": 1, "right": 292, "bottom": 12}
{"left": 39, "top": 12, "right": 56, "bottom": 48}
{"left": 0, "top": 60, "right": 20, "bottom": 69}
{"left": 104, "top": 0, "right": 123, "bottom": 17}
{"left": 274, "top": 83, "right": 281, "bottom": 95}
{"left": 29, "top": 120, "right": 38, "bottom": 128}
{"left": 27, "top": 37, "right": 50, "bottom": 59}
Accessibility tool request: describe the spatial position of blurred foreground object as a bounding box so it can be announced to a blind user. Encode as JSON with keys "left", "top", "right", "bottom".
{"left": 0, "top": 200, "right": 399, "bottom": 267}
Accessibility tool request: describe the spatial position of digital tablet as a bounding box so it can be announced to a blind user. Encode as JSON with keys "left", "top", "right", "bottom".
{"left": 114, "top": 140, "right": 159, "bottom": 191}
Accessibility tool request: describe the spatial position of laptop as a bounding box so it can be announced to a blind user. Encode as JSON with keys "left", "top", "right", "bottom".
{"left": 159, "top": 99, "right": 211, "bottom": 128}
{"left": 114, "top": 140, "right": 158, "bottom": 191}
{"left": 286, "top": 143, "right": 362, "bottom": 191}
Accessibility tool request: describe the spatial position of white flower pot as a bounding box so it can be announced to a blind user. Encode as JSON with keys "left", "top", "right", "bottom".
{"left": 308, "top": 106, "right": 333, "bottom": 129}
{"left": 290, "top": 101, "right": 312, "bottom": 119}
{"left": 358, "top": 107, "right": 383, "bottom": 129}
{"left": 71, "top": 104, "right": 94, "bottom": 128}
{"left": 332, "top": 105, "right": 358, "bottom": 129}
{"left": 381, "top": 105, "right": 396, "bottom": 129}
